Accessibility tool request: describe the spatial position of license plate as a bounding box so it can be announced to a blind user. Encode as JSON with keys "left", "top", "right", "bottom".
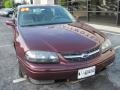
{"left": 78, "top": 66, "right": 96, "bottom": 79}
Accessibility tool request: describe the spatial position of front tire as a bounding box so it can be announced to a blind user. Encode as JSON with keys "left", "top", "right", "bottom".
{"left": 18, "top": 62, "right": 27, "bottom": 78}
{"left": 18, "top": 64, "right": 24, "bottom": 77}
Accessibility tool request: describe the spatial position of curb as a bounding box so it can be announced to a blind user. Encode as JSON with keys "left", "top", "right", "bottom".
{"left": 88, "top": 23, "right": 120, "bottom": 34}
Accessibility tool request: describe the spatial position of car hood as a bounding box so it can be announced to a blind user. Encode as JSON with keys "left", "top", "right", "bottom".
{"left": 19, "top": 23, "right": 100, "bottom": 53}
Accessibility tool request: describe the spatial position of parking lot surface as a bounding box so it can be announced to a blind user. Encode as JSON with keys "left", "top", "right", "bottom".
{"left": 0, "top": 16, "right": 120, "bottom": 90}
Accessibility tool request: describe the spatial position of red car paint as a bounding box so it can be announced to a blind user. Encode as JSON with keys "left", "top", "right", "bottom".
{"left": 6, "top": 5, "right": 115, "bottom": 82}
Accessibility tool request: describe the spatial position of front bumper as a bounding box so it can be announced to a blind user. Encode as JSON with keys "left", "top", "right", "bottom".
{"left": 19, "top": 49, "right": 115, "bottom": 81}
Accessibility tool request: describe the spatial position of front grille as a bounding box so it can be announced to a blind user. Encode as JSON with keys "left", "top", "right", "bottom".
{"left": 61, "top": 46, "right": 101, "bottom": 62}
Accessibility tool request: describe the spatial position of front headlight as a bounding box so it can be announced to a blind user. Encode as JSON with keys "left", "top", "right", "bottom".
{"left": 25, "top": 51, "right": 59, "bottom": 63}
{"left": 101, "top": 39, "right": 112, "bottom": 53}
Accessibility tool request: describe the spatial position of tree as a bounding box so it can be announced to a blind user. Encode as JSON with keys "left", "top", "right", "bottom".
{"left": 3, "top": 0, "right": 13, "bottom": 8}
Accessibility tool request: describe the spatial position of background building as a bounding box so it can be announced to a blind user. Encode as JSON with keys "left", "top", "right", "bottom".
{"left": 32, "top": 0, "right": 54, "bottom": 5}
{"left": 32, "top": 0, "right": 120, "bottom": 26}
{"left": 14, "top": 0, "right": 54, "bottom": 5}
{"left": 13, "top": 0, "right": 120, "bottom": 26}
{"left": 0, "top": 0, "right": 3, "bottom": 8}
{"left": 14, "top": 0, "right": 31, "bottom": 4}
{"left": 55, "top": 0, "right": 120, "bottom": 26}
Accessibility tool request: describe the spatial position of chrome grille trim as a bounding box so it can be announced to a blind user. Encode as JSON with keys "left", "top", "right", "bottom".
{"left": 64, "top": 49, "right": 100, "bottom": 59}
{"left": 62, "top": 46, "right": 101, "bottom": 62}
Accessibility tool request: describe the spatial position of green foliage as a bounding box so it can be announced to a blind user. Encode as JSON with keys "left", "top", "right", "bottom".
{"left": 60, "top": 0, "right": 66, "bottom": 6}
{"left": 3, "top": 0, "right": 13, "bottom": 8}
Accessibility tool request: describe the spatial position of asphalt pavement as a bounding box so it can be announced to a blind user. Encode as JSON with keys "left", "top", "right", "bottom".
{"left": 0, "top": 16, "right": 120, "bottom": 90}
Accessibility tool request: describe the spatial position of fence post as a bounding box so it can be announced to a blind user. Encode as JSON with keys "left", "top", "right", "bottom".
{"left": 116, "top": 0, "right": 120, "bottom": 25}
{"left": 87, "top": 0, "right": 91, "bottom": 22}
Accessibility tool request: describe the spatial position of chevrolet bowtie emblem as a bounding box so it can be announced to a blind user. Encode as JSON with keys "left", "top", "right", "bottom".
{"left": 80, "top": 53, "right": 89, "bottom": 59}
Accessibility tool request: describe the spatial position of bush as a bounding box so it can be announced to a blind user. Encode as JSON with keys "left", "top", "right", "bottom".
{"left": 3, "top": 0, "right": 13, "bottom": 8}
{"left": 60, "top": 0, "right": 66, "bottom": 6}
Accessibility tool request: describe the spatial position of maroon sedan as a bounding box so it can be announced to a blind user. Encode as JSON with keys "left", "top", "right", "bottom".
{"left": 6, "top": 5, "right": 115, "bottom": 83}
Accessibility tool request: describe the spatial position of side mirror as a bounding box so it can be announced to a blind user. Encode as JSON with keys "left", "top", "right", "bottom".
{"left": 6, "top": 20, "right": 15, "bottom": 27}
{"left": 76, "top": 17, "right": 80, "bottom": 22}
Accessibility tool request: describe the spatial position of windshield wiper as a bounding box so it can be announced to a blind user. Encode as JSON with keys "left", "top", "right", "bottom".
{"left": 20, "top": 24, "right": 38, "bottom": 27}
{"left": 20, "top": 21, "right": 73, "bottom": 27}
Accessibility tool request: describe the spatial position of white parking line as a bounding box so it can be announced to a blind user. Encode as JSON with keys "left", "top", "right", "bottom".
{"left": 13, "top": 75, "right": 27, "bottom": 84}
{"left": 0, "top": 44, "right": 12, "bottom": 48}
{"left": 114, "top": 45, "right": 120, "bottom": 50}
{"left": 13, "top": 78, "right": 27, "bottom": 83}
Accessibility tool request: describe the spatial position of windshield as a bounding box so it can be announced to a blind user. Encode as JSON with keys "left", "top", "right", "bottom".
{"left": 18, "top": 6, "right": 76, "bottom": 27}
